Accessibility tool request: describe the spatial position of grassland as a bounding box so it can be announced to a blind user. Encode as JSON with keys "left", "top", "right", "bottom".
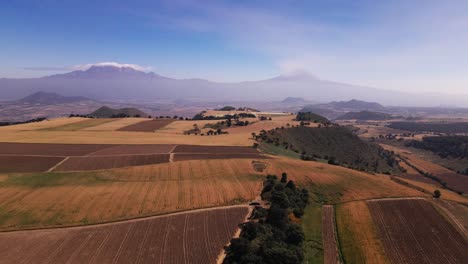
{"left": 42, "top": 118, "right": 115, "bottom": 131}
{"left": 336, "top": 201, "right": 389, "bottom": 264}
{"left": 0, "top": 159, "right": 262, "bottom": 230}
{"left": 302, "top": 202, "right": 323, "bottom": 263}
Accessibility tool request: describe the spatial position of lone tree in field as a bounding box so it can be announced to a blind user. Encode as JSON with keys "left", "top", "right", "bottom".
{"left": 433, "top": 190, "right": 441, "bottom": 198}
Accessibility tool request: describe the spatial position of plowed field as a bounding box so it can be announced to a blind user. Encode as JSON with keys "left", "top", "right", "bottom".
{"left": 322, "top": 205, "right": 341, "bottom": 264}
{"left": 174, "top": 153, "right": 266, "bottom": 161}
{"left": 55, "top": 154, "right": 170, "bottom": 171}
{"left": 0, "top": 206, "right": 248, "bottom": 264}
{"left": 0, "top": 156, "right": 64, "bottom": 173}
{"left": 368, "top": 198, "right": 467, "bottom": 264}
{"left": 0, "top": 142, "right": 112, "bottom": 156}
{"left": 174, "top": 145, "right": 259, "bottom": 153}
{"left": 117, "top": 119, "right": 174, "bottom": 132}
{"left": 87, "top": 144, "right": 176, "bottom": 156}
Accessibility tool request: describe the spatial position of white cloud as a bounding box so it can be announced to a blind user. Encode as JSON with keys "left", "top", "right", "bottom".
{"left": 72, "top": 62, "right": 152, "bottom": 72}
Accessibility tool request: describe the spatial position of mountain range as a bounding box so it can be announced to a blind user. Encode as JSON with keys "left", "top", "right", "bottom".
{"left": 1, "top": 65, "right": 468, "bottom": 107}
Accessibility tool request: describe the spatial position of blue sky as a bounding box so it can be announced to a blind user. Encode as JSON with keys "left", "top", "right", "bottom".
{"left": 1, "top": 0, "right": 467, "bottom": 94}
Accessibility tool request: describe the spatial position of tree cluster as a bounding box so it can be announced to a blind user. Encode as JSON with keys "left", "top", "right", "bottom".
{"left": 223, "top": 173, "right": 309, "bottom": 264}
{"left": 0, "top": 117, "right": 47, "bottom": 127}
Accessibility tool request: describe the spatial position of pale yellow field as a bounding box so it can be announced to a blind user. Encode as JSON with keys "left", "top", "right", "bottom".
{"left": 336, "top": 201, "right": 389, "bottom": 264}
{"left": 0, "top": 159, "right": 262, "bottom": 230}
{"left": 80, "top": 117, "right": 147, "bottom": 131}
{"left": 0, "top": 130, "right": 253, "bottom": 145}
{"left": 0, "top": 116, "right": 304, "bottom": 145}
{"left": 264, "top": 157, "right": 424, "bottom": 203}
{"left": 394, "top": 177, "right": 468, "bottom": 204}
{"left": 0, "top": 117, "right": 87, "bottom": 131}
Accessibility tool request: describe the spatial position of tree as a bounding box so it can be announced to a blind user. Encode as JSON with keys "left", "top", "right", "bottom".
{"left": 281, "top": 172, "right": 288, "bottom": 183}
{"left": 433, "top": 189, "right": 441, "bottom": 198}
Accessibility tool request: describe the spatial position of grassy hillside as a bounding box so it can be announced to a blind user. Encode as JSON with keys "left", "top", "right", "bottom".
{"left": 89, "top": 106, "right": 149, "bottom": 118}
{"left": 295, "top": 112, "right": 329, "bottom": 123}
{"left": 258, "top": 126, "right": 400, "bottom": 173}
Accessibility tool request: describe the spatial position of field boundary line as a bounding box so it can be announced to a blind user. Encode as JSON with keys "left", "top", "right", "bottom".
{"left": 46, "top": 156, "right": 70, "bottom": 172}
{"left": 0, "top": 204, "right": 250, "bottom": 234}
{"left": 431, "top": 201, "right": 468, "bottom": 240}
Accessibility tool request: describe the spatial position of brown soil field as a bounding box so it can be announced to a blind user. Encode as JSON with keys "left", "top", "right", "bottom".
{"left": 432, "top": 199, "right": 468, "bottom": 238}
{"left": 0, "top": 142, "right": 112, "bottom": 156}
{"left": 55, "top": 154, "right": 170, "bottom": 171}
{"left": 336, "top": 201, "right": 389, "bottom": 264}
{"left": 173, "top": 153, "right": 267, "bottom": 162}
{"left": 368, "top": 198, "right": 467, "bottom": 264}
{"left": 0, "top": 159, "right": 261, "bottom": 230}
{"left": 0, "top": 206, "right": 248, "bottom": 264}
{"left": 0, "top": 156, "right": 64, "bottom": 173}
{"left": 264, "top": 157, "right": 423, "bottom": 203}
{"left": 322, "top": 205, "right": 342, "bottom": 264}
{"left": 174, "top": 145, "right": 259, "bottom": 154}
{"left": 392, "top": 177, "right": 468, "bottom": 204}
{"left": 87, "top": 144, "right": 176, "bottom": 156}
{"left": 117, "top": 119, "right": 174, "bottom": 132}
{"left": 381, "top": 144, "right": 468, "bottom": 193}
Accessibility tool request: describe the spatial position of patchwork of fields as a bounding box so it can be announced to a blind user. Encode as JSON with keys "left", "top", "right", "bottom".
{"left": 1, "top": 116, "right": 467, "bottom": 264}
{"left": 0, "top": 206, "right": 249, "bottom": 264}
{"left": 0, "top": 142, "right": 266, "bottom": 172}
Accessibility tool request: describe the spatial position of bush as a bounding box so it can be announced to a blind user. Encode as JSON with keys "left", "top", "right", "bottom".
{"left": 433, "top": 190, "right": 441, "bottom": 198}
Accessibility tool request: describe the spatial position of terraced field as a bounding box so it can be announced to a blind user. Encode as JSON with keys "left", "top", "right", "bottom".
{"left": 0, "top": 159, "right": 261, "bottom": 230}
{"left": 0, "top": 206, "right": 249, "bottom": 264}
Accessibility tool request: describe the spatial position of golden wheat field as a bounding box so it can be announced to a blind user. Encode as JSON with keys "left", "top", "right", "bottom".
{"left": 0, "top": 159, "right": 262, "bottom": 230}
{"left": 336, "top": 201, "right": 389, "bottom": 264}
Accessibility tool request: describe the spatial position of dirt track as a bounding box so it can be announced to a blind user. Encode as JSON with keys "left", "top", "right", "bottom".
{"left": 0, "top": 206, "right": 249, "bottom": 264}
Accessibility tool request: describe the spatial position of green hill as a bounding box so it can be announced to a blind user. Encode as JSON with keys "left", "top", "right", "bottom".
{"left": 258, "top": 126, "right": 400, "bottom": 173}
{"left": 89, "top": 106, "right": 149, "bottom": 118}
{"left": 295, "top": 112, "right": 329, "bottom": 123}
{"left": 336, "top": 111, "right": 396, "bottom": 120}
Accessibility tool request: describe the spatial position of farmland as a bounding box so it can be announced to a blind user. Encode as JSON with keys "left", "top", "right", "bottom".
{"left": 0, "top": 206, "right": 249, "bottom": 264}
{"left": 117, "top": 118, "right": 175, "bottom": 132}
{"left": 0, "top": 156, "right": 64, "bottom": 173}
{"left": 0, "top": 142, "right": 266, "bottom": 172}
{"left": 322, "top": 205, "right": 341, "bottom": 264}
{"left": 0, "top": 159, "right": 261, "bottom": 230}
{"left": 42, "top": 118, "right": 116, "bottom": 131}
{"left": 265, "top": 157, "right": 423, "bottom": 203}
{"left": 55, "top": 154, "right": 170, "bottom": 171}
{"left": 336, "top": 201, "right": 389, "bottom": 264}
{"left": 368, "top": 198, "right": 467, "bottom": 264}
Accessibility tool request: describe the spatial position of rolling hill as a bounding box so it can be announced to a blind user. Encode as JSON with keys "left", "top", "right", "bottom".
{"left": 18, "top": 91, "right": 91, "bottom": 105}
{"left": 89, "top": 106, "right": 149, "bottom": 118}
{"left": 258, "top": 126, "right": 400, "bottom": 173}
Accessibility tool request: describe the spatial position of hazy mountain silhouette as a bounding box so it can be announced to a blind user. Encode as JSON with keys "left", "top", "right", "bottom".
{"left": 1, "top": 65, "right": 467, "bottom": 106}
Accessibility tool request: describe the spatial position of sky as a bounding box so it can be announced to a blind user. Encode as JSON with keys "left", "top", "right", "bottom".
{"left": 1, "top": 0, "right": 467, "bottom": 94}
